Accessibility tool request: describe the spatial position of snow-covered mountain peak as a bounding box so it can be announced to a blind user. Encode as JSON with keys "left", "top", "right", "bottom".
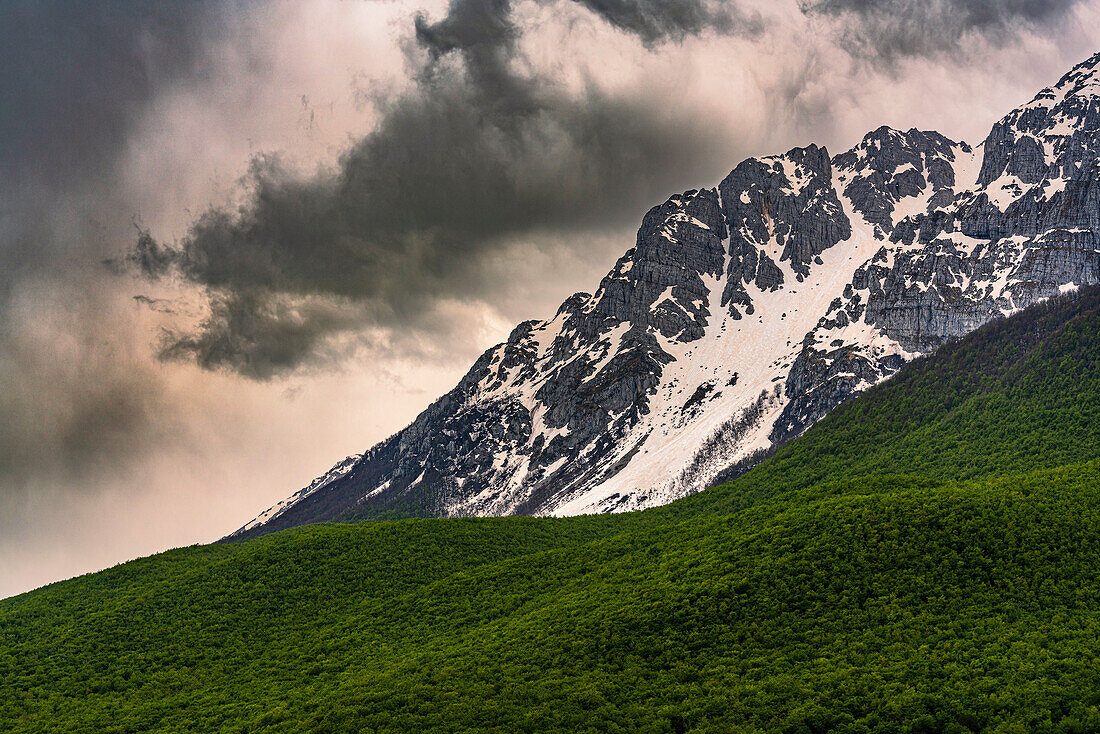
{"left": 977, "top": 52, "right": 1100, "bottom": 204}
{"left": 1025, "top": 51, "right": 1100, "bottom": 112}
{"left": 231, "top": 52, "right": 1100, "bottom": 540}
{"left": 832, "top": 127, "right": 971, "bottom": 236}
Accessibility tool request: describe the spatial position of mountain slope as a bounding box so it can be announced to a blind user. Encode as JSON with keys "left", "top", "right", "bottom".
{"left": 666, "top": 283, "right": 1100, "bottom": 520}
{"left": 4, "top": 286, "right": 1100, "bottom": 732}
{"left": 233, "top": 51, "right": 1100, "bottom": 539}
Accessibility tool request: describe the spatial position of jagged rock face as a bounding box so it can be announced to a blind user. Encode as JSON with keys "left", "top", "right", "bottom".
{"left": 772, "top": 53, "right": 1100, "bottom": 441}
{"left": 719, "top": 144, "right": 850, "bottom": 315}
{"left": 600, "top": 188, "right": 727, "bottom": 340}
{"left": 232, "top": 51, "right": 1100, "bottom": 540}
{"left": 833, "top": 126, "right": 966, "bottom": 236}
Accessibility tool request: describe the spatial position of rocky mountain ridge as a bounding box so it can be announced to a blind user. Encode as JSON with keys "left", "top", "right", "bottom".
{"left": 231, "top": 51, "right": 1100, "bottom": 539}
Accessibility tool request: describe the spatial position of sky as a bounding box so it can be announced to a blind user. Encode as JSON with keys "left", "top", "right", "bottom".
{"left": 2, "top": 0, "right": 1100, "bottom": 599}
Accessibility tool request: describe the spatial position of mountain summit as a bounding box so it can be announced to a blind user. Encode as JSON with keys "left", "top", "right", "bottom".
{"left": 232, "top": 52, "right": 1100, "bottom": 539}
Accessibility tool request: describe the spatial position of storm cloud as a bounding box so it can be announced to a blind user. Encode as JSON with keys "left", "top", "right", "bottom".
{"left": 548, "top": 0, "right": 762, "bottom": 45}
{"left": 129, "top": 0, "right": 1094, "bottom": 378}
{"left": 0, "top": 1, "right": 233, "bottom": 276}
{"left": 0, "top": 2, "right": 214, "bottom": 179}
{"left": 129, "top": 0, "right": 766, "bottom": 377}
{"left": 803, "top": 0, "right": 1082, "bottom": 58}
{"left": 0, "top": 1, "right": 240, "bottom": 484}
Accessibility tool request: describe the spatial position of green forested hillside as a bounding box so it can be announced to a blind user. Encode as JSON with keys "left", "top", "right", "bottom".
{"left": 3, "top": 287, "right": 1100, "bottom": 734}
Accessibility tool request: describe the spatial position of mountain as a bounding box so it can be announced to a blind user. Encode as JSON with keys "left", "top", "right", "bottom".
{"left": 232, "top": 52, "right": 1100, "bottom": 540}
{"left": 5, "top": 285, "right": 1100, "bottom": 732}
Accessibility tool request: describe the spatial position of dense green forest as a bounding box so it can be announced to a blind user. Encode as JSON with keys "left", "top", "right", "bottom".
{"left": 3, "top": 287, "right": 1100, "bottom": 733}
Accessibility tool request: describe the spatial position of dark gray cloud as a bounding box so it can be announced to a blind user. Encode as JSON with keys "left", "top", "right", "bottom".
{"left": 0, "top": 1, "right": 242, "bottom": 281}
{"left": 573, "top": 0, "right": 762, "bottom": 44}
{"left": 0, "top": 286, "right": 175, "bottom": 487}
{"left": 411, "top": 0, "right": 760, "bottom": 52}
{"left": 802, "top": 0, "right": 1082, "bottom": 58}
{"left": 131, "top": 0, "right": 763, "bottom": 377}
{"left": 0, "top": 1, "right": 219, "bottom": 187}
{"left": 0, "top": 1, "right": 238, "bottom": 485}
{"left": 156, "top": 290, "right": 370, "bottom": 380}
